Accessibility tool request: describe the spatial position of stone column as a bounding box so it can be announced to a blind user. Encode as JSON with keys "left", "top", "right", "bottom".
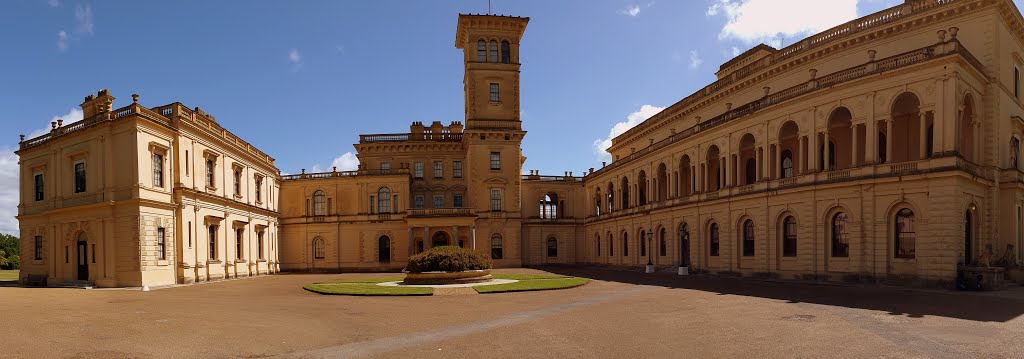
{"left": 919, "top": 112, "right": 928, "bottom": 159}
{"left": 408, "top": 227, "right": 413, "bottom": 256}
{"left": 886, "top": 119, "right": 894, "bottom": 163}
{"left": 721, "top": 157, "right": 727, "bottom": 189}
{"left": 823, "top": 130, "right": 831, "bottom": 171}
{"left": 800, "top": 136, "right": 807, "bottom": 174}
{"left": 851, "top": 124, "right": 859, "bottom": 167}
{"left": 775, "top": 144, "right": 782, "bottom": 178}
{"left": 471, "top": 225, "right": 477, "bottom": 250}
{"left": 974, "top": 121, "right": 982, "bottom": 163}
{"left": 866, "top": 118, "right": 877, "bottom": 165}
{"left": 424, "top": 227, "right": 431, "bottom": 249}
{"left": 454, "top": 226, "right": 460, "bottom": 247}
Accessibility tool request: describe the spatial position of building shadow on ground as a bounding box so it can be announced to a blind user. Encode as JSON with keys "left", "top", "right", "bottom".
{"left": 535, "top": 265, "right": 1024, "bottom": 323}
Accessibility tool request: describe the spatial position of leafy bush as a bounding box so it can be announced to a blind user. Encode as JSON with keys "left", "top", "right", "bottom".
{"left": 405, "top": 246, "right": 492, "bottom": 273}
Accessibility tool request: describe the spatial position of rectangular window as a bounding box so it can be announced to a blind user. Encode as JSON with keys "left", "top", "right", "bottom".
{"left": 153, "top": 153, "right": 163, "bottom": 188}
{"left": 433, "top": 195, "right": 444, "bottom": 209}
{"left": 453, "top": 161, "right": 463, "bottom": 178}
{"left": 157, "top": 227, "right": 166, "bottom": 260}
{"left": 74, "top": 162, "right": 86, "bottom": 193}
{"left": 380, "top": 162, "right": 391, "bottom": 171}
{"left": 414, "top": 162, "right": 424, "bottom": 178}
{"left": 233, "top": 170, "right": 241, "bottom": 196}
{"left": 209, "top": 225, "right": 217, "bottom": 260}
{"left": 490, "top": 189, "right": 502, "bottom": 212}
{"left": 188, "top": 221, "right": 193, "bottom": 248}
{"left": 34, "top": 173, "right": 44, "bottom": 201}
{"left": 255, "top": 177, "right": 263, "bottom": 202}
{"left": 258, "top": 232, "right": 265, "bottom": 260}
{"left": 185, "top": 150, "right": 190, "bottom": 176}
{"left": 34, "top": 236, "right": 42, "bottom": 260}
{"left": 434, "top": 161, "right": 443, "bottom": 178}
{"left": 490, "top": 152, "right": 501, "bottom": 170}
{"left": 236, "top": 228, "right": 244, "bottom": 260}
{"left": 414, "top": 195, "right": 425, "bottom": 209}
{"left": 1016, "top": 66, "right": 1020, "bottom": 99}
{"left": 206, "top": 159, "right": 215, "bottom": 187}
{"left": 489, "top": 83, "right": 499, "bottom": 102}
{"left": 454, "top": 194, "right": 463, "bottom": 208}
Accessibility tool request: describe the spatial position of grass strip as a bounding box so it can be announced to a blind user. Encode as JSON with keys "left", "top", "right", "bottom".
{"left": 0, "top": 270, "right": 18, "bottom": 282}
{"left": 314, "top": 277, "right": 404, "bottom": 284}
{"left": 475, "top": 277, "right": 590, "bottom": 294}
{"left": 491, "top": 274, "right": 571, "bottom": 280}
{"left": 303, "top": 283, "right": 432, "bottom": 296}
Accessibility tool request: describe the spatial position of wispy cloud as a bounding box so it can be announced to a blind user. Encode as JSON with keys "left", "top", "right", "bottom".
{"left": 288, "top": 48, "right": 303, "bottom": 72}
{"left": 56, "top": 30, "right": 69, "bottom": 52}
{"left": 56, "top": 4, "right": 95, "bottom": 52}
{"left": 48, "top": 0, "right": 60, "bottom": 8}
{"left": 592, "top": 105, "right": 665, "bottom": 163}
{"left": 618, "top": 4, "right": 640, "bottom": 16}
{"left": 688, "top": 50, "right": 703, "bottom": 69}
{"left": 0, "top": 148, "right": 18, "bottom": 236}
{"left": 331, "top": 152, "right": 359, "bottom": 171}
{"left": 75, "top": 4, "right": 93, "bottom": 35}
{"left": 707, "top": 0, "right": 860, "bottom": 48}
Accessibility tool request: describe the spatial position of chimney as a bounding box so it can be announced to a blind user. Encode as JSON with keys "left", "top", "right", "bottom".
{"left": 80, "top": 89, "right": 115, "bottom": 119}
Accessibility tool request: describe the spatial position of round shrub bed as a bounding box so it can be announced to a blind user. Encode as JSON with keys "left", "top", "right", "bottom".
{"left": 403, "top": 246, "right": 493, "bottom": 285}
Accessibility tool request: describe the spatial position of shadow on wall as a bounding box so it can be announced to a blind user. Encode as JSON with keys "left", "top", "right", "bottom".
{"left": 536, "top": 266, "right": 1024, "bottom": 323}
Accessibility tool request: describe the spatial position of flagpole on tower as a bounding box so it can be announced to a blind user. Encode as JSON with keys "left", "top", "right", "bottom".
{"left": 488, "top": 0, "right": 492, "bottom": 14}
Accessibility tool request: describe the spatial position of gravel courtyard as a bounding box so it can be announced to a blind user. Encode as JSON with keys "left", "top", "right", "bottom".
{"left": 3, "top": 267, "right": 1024, "bottom": 359}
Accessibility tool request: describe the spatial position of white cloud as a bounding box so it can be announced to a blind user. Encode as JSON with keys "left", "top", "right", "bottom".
{"left": 731, "top": 46, "right": 742, "bottom": 57}
{"left": 688, "top": 50, "right": 703, "bottom": 69}
{"left": 707, "top": 0, "right": 860, "bottom": 46}
{"left": 56, "top": 30, "right": 68, "bottom": 52}
{"left": 592, "top": 105, "right": 666, "bottom": 163}
{"left": 331, "top": 152, "right": 359, "bottom": 171}
{"left": 75, "top": 4, "right": 93, "bottom": 35}
{"left": 335, "top": 45, "right": 345, "bottom": 54}
{"left": 48, "top": 0, "right": 59, "bottom": 8}
{"left": 0, "top": 148, "right": 18, "bottom": 236}
{"left": 619, "top": 4, "right": 640, "bottom": 16}
{"left": 288, "top": 48, "right": 303, "bottom": 72}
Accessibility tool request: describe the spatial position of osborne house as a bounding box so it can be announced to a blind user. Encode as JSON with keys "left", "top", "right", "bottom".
{"left": 14, "top": 0, "right": 1024, "bottom": 288}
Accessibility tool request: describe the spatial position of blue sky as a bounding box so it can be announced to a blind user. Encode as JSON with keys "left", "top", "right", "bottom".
{"left": 4, "top": 0, "right": 1006, "bottom": 236}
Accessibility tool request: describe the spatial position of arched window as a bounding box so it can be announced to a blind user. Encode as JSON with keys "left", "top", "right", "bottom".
{"left": 639, "top": 228, "right": 647, "bottom": 256}
{"left": 745, "top": 158, "right": 757, "bottom": 184}
{"left": 831, "top": 212, "right": 849, "bottom": 257}
{"left": 546, "top": 237, "right": 558, "bottom": 257}
{"left": 895, "top": 208, "right": 916, "bottom": 259}
{"left": 491, "top": 234, "right": 503, "bottom": 259}
{"left": 488, "top": 40, "right": 498, "bottom": 62}
{"left": 378, "top": 236, "right": 391, "bottom": 263}
{"left": 607, "top": 183, "right": 615, "bottom": 212}
{"left": 623, "top": 232, "right": 629, "bottom": 257}
{"left": 781, "top": 150, "right": 793, "bottom": 178}
{"left": 1012, "top": 137, "right": 1020, "bottom": 169}
{"left": 659, "top": 227, "right": 667, "bottom": 256}
{"left": 679, "top": 223, "right": 690, "bottom": 266}
{"left": 709, "top": 223, "right": 720, "bottom": 256}
{"left": 313, "top": 237, "right": 325, "bottom": 259}
{"left": 783, "top": 216, "right": 797, "bottom": 257}
{"left": 501, "top": 40, "right": 511, "bottom": 63}
{"left": 377, "top": 187, "right": 391, "bottom": 213}
{"left": 608, "top": 232, "right": 614, "bottom": 256}
{"left": 477, "top": 40, "right": 487, "bottom": 62}
{"left": 742, "top": 219, "right": 755, "bottom": 257}
{"left": 312, "top": 190, "right": 326, "bottom": 216}
{"left": 621, "top": 177, "right": 630, "bottom": 209}
{"left": 540, "top": 193, "right": 557, "bottom": 219}
{"left": 596, "top": 234, "right": 601, "bottom": 257}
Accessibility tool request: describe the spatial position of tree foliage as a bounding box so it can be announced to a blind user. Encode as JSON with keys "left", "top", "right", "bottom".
{"left": 0, "top": 234, "right": 20, "bottom": 270}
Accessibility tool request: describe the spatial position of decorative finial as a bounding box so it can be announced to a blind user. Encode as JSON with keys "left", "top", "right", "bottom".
{"left": 763, "top": 86, "right": 771, "bottom": 96}
{"left": 949, "top": 27, "right": 959, "bottom": 39}
{"left": 301, "top": 168, "right": 306, "bottom": 174}
{"left": 809, "top": 68, "right": 818, "bottom": 79}
{"left": 51, "top": 121, "right": 57, "bottom": 129}
{"left": 726, "top": 103, "right": 733, "bottom": 110}
{"left": 19, "top": 134, "right": 25, "bottom": 142}
{"left": 937, "top": 29, "right": 947, "bottom": 42}
{"left": 132, "top": 94, "right": 139, "bottom": 103}
{"left": 868, "top": 49, "right": 876, "bottom": 61}
{"left": 57, "top": 119, "right": 63, "bottom": 127}
{"left": 332, "top": 166, "right": 337, "bottom": 172}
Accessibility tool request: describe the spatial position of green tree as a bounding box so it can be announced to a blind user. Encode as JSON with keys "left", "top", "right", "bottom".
{"left": 0, "top": 249, "right": 8, "bottom": 268}
{"left": 0, "top": 234, "right": 19, "bottom": 269}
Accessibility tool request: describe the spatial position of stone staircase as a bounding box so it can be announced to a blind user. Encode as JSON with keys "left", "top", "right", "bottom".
{"left": 53, "top": 280, "right": 94, "bottom": 289}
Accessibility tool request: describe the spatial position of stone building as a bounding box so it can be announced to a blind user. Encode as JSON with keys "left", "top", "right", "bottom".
{"left": 17, "top": 0, "right": 1024, "bottom": 287}
{"left": 16, "top": 91, "right": 281, "bottom": 287}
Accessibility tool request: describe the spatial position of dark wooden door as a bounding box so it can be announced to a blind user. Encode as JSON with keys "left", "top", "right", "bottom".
{"left": 77, "top": 240, "right": 88, "bottom": 281}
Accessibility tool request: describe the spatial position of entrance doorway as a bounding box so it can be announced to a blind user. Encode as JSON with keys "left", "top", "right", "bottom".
{"left": 964, "top": 211, "right": 973, "bottom": 265}
{"left": 432, "top": 231, "right": 450, "bottom": 248}
{"left": 76, "top": 233, "right": 89, "bottom": 281}
{"left": 679, "top": 223, "right": 690, "bottom": 267}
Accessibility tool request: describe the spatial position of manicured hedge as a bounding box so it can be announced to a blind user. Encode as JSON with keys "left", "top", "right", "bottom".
{"left": 405, "top": 246, "right": 492, "bottom": 273}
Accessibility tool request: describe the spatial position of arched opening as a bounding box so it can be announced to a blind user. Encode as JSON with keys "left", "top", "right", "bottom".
{"left": 678, "top": 223, "right": 690, "bottom": 266}
{"left": 607, "top": 182, "right": 615, "bottom": 212}
{"left": 960, "top": 94, "right": 976, "bottom": 162}
{"left": 76, "top": 232, "right": 88, "bottom": 280}
{"left": 656, "top": 163, "right": 668, "bottom": 202}
{"left": 742, "top": 219, "right": 755, "bottom": 257}
{"left": 607, "top": 232, "right": 614, "bottom": 257}
{"left": 377, "top": 187, "right": 391, "bottom": 214}
{"left": 639, "top": 227, "right": 647, "bottom": 257}
{"left": 778, "top": 121, "right": 801, "bottom": 177}
{"left": 659, "top": 227, "right": 667, "bottom": 257}
{"left": 547, "top": 237, "right": 558, "bottom": 258}
{"left": 594, "top": 188, "right": 602, "bottom": 216}
{"left": 894, "top": 208, "right": 916, "bottom": 259}
{"left": 739, "top": 133, "right": 757, "bottom": 185}
{"left": 826, "top": 107, "right": 853, "bottom": 170}
{"left": 706, "top": 145, "right": 721, "bottom": 191}
{"left": 831, "top": 212, "right": 849, "bottom": 257}
{"left": 312, "top": 190, "right": 326, "bottom": 216}
{"left": 431, "top": 231, "right": 450, "bottom": 248}
{"left": 476, "top": 40, "right": 487, "bottom": 62}
{"left": 679, "top": 155, "right": 692, "bottom": 196}
{"left": 622, "top": 232, "right": 629, "bottom": 257}
{"left": 709, "top": 223, "right": 720, "bottom": 256}
{"left": 491, "top": 233, "right": 503, "bottom": 259}
{"left": 378, "top": 236, "right": 391, "bottom": 263}
{"left": 312, "top": 237, "right": 325, "bottom": 260}
{"left": 500, "top": 40, "right": 511, "bottom": 64}
{"left": 488, "top": 40, "right": 498, "bottom": 62}
{"left": 638, "top": 171, "right": 648, "bottom": 206}
{"left": 964, "top": 210, "right": 973, "bottom": 265}
{"left": 891, "top": 93, "right": 925, "bottom": 162}
{"left": 1011, "top": 137, "right": 1020, "bottom": 170}
{"left": 621, "top": 177, "right": 631, "bottom": 209}
{"left": 595, "top": 233, "right": 601, "bottom": 257}
{"left": 782, "top": 216, "right": 797, "bottom": 257}
{"left": 540, "top": 193, "right": 558, "bottom": 219}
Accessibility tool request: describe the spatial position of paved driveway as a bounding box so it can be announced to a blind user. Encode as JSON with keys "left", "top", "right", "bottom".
{"left": 2, "top": 267, "right": 1023, "bottom": 358}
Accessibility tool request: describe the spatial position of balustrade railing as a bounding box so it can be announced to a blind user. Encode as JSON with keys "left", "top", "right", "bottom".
{"left": 360, "top": 132, "right": 463, "bottom": 143}
{"left": 407, "top": 208, "right": 474, "bottom": 217}
{"left": 281, "top": 168, "right": 410, "bottom": 181}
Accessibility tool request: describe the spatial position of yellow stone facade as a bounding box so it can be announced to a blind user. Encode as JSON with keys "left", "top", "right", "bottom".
{"left": 17, "top": 1, "right": 1024, "bottom": 287}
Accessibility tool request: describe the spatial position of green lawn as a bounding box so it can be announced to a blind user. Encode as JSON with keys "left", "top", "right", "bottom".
{"left": 303, "top": 283, "right": 432, "bottom": 296}
{"left": 475, "top": 277, "right": 590, "bottom": 294}
{"left": 0, "top": 270, "right": 18, "bottom": 282}
{"left": 491, "top": 274, "right": 571, "bottom": 281}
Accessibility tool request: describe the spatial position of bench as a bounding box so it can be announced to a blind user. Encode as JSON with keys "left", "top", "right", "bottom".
{"left": 25, "top": 274, "right": 47, "bottom": 287}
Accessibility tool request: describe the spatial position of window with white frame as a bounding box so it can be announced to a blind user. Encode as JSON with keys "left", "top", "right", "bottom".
{"left": 490, "top": 189, "right": 502, "bottom": 211}
{"left": 453, "top": 161, "right": 463, "bottom": 178}
{"left": 414, "top": 162, "right": 424, "bottom": 178}
{"left": 152, "top": 153, "right": 164, "bottom": 188}
{"left": 489, "top": 83, "right": 500, "bottom": 102}
{"left": 490, "top": 152, "right": 501, "bottom": 170}
{"left": 34, "top": 173, "right": 44, "bottom": 201}
{"left": 434, "top": 161, "right": 443, "bottom": 178}
{"left": 157, "top": 227, "right": 166, "bottom": 260}
{"left": 433, "top": 195, "right": 444, "bottom": 209}
{"left": 73, "top": 161, "right": 86, "bottom": 193}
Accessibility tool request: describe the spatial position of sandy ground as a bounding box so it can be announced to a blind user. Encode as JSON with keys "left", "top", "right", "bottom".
{"left": 2, "top": 267, "right": 1024, "bottom": 359}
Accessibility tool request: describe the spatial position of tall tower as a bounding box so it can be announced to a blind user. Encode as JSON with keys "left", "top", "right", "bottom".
{"left": 456, "top": 14, "right": 528, "bottom": 265}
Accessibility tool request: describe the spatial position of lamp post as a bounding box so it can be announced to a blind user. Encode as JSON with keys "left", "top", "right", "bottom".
{"left": 645, "top": 230, "right": 655, "bottom": 273}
